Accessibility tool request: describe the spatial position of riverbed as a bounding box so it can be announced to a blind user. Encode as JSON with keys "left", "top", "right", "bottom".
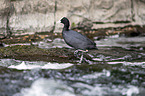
{"left": 0, "top": 34, "right": 145, "bottom": 96}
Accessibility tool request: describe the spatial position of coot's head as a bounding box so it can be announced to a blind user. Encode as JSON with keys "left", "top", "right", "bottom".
{"left": 60, "top": 17, "right": 69, "bottom": 24}
{"left": 60, "top": 17, "right": 70, "bottom": 29}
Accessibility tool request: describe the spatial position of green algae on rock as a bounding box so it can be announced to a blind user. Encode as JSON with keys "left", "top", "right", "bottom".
{"left": 0, "top": 45, "right": 77, "bottom": 63}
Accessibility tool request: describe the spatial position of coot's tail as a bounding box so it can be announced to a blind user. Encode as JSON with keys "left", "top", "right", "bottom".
{"left": 95, "top": 47, "right": 98, "bottom": 50}
{"left": 88, "top": 45, "right": 98, "bottom": 50}
{"left": 93, "top": 47, "right": 98, "bottom": 50}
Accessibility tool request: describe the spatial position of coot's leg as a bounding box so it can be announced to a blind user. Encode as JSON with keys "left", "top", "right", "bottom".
{"left": 74, "top": 49, "right": 88, "bottom": 54}
{"left": 74, "top": 49, "right": 88, "bottom": 63}
{"left": 74, "top": 49, "right": 87, "bottom": 57}
{"left": 79, "top": 52, "right": 84, "bottom": 63}
{"left": 74, "top": 50, "right": 79, "bottom": 57}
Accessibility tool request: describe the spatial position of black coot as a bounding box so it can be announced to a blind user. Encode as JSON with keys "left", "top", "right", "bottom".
{"left": 60, "top": 17, "right": 97, "bottom": 63}
{"left": 60, "top": 17, "right": 97, "bottom": 50}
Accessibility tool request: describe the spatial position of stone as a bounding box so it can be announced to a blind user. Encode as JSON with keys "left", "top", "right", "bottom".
{"left": 0, "top": 0, "right": 145, "bottom": 35}
{"left": 9, "top": 0, "right": 55, "bottom": 35}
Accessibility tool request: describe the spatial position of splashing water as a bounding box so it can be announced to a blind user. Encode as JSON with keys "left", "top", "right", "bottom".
{"left": 0, "top": 35, "right": 145, "bottom": 96}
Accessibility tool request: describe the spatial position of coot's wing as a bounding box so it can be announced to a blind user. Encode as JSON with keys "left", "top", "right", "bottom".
{"left": 63, "top": 30, "right": 96, "bottom": 49}
{"left": 70, "top": 30, "right": 95, "bottom": 45}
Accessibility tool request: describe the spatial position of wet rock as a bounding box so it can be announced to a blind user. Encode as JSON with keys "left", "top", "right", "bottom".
{"left": 0, "top": 45, "right": 76, "bottom": 63}
{"left": 0, "top": 44, "right": 145, "bottom": 64}
{"left": 119, "top": 26, "right": 145, "bottom": 37}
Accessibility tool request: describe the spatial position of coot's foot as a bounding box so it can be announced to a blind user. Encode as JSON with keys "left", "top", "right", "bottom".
{"left": 74, "top": 49, "right": 88, "bottom": 63}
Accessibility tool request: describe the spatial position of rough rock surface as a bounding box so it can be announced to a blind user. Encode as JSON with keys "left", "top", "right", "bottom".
{"left": 0, "top": 0, "right": 145, "bottom": 35}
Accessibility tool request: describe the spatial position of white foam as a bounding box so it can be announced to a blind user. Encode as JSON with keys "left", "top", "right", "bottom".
{"left": 14, "top": 77, "right": 139, "bottom": 96}
{"left": 42, "top": 62, "right": 73, "bottom": 69}
{"left": 107, "top": 61, "right": 125, "bottom": 64}
{"left": 126, "top": 86, "right": 139, "bottom": 96}
{"left": 8, "top": 61, "right": 73, "bottom": 70}
{"left": 38, "top": 38, "right": 71, "bottom": 49}
{"left": 108, "top": 61, "right": 145, "bottom": 67}
{"left": 4, "top": 43, "right": 31, "bottom": 47}
{"left": 3, "top": 38, "right": 72, "bottom": 49}
{"left": 72, "top": 83, "right": 139, "bottom": 96}
{"left": 81, "top": 69, "right": 111, "bottom": 80}
{"left": 14, "top": 78, "right": 75, "bottom": 96}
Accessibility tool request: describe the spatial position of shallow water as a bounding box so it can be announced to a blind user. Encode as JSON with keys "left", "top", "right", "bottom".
{"left": 0, "top": 35, "right": 145, "bottom": 96}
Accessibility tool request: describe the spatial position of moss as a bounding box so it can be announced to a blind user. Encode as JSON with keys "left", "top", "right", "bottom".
{"left": 71, "top": 22, "right": 76, "bottom": 28}
{"left": 0, "top": 45, "right": 77, "bottom": 63}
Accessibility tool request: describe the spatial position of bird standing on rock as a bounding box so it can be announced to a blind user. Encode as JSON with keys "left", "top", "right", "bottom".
{"left": 60, "top": 17, "right": 97, "bottom": 63}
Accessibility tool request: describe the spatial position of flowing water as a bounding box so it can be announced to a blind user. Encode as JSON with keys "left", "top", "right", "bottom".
{"left": 0, "top": 35, "right": 145, "bottom": 96}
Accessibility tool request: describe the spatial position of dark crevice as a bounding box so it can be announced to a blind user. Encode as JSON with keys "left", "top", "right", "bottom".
{"left": 6, "top": 10, "right": 12, "bottom": 38}
{"left": 0, "top": 1, "right": 14, "bottom": 40}
{"left": 131, "top": 0, "right": 135, "bottom": 22}
{"left": 2, "top": 2, "right": 14, "bottom": 39}
{"left": 50, "top": 0, "right": 57, "bottom": 41}
{"left": 93, "top": 21, "right": 131, "bottom": 24}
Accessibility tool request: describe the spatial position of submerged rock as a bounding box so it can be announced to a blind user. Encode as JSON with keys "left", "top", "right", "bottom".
{"left": 0, "top": 44, "right": 145, "bottom": 64}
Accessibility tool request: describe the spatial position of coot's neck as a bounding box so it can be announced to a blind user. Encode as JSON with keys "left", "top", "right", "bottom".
{"left": 63, "top": 22, "right": 70, "bottom": 31}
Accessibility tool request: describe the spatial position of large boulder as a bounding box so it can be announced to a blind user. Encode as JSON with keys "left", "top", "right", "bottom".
{"left": 0, "top": 0, "right": 11, "bottom": 29}
{"left": 0, "top": 0, "right": 145, "bottom": 35}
